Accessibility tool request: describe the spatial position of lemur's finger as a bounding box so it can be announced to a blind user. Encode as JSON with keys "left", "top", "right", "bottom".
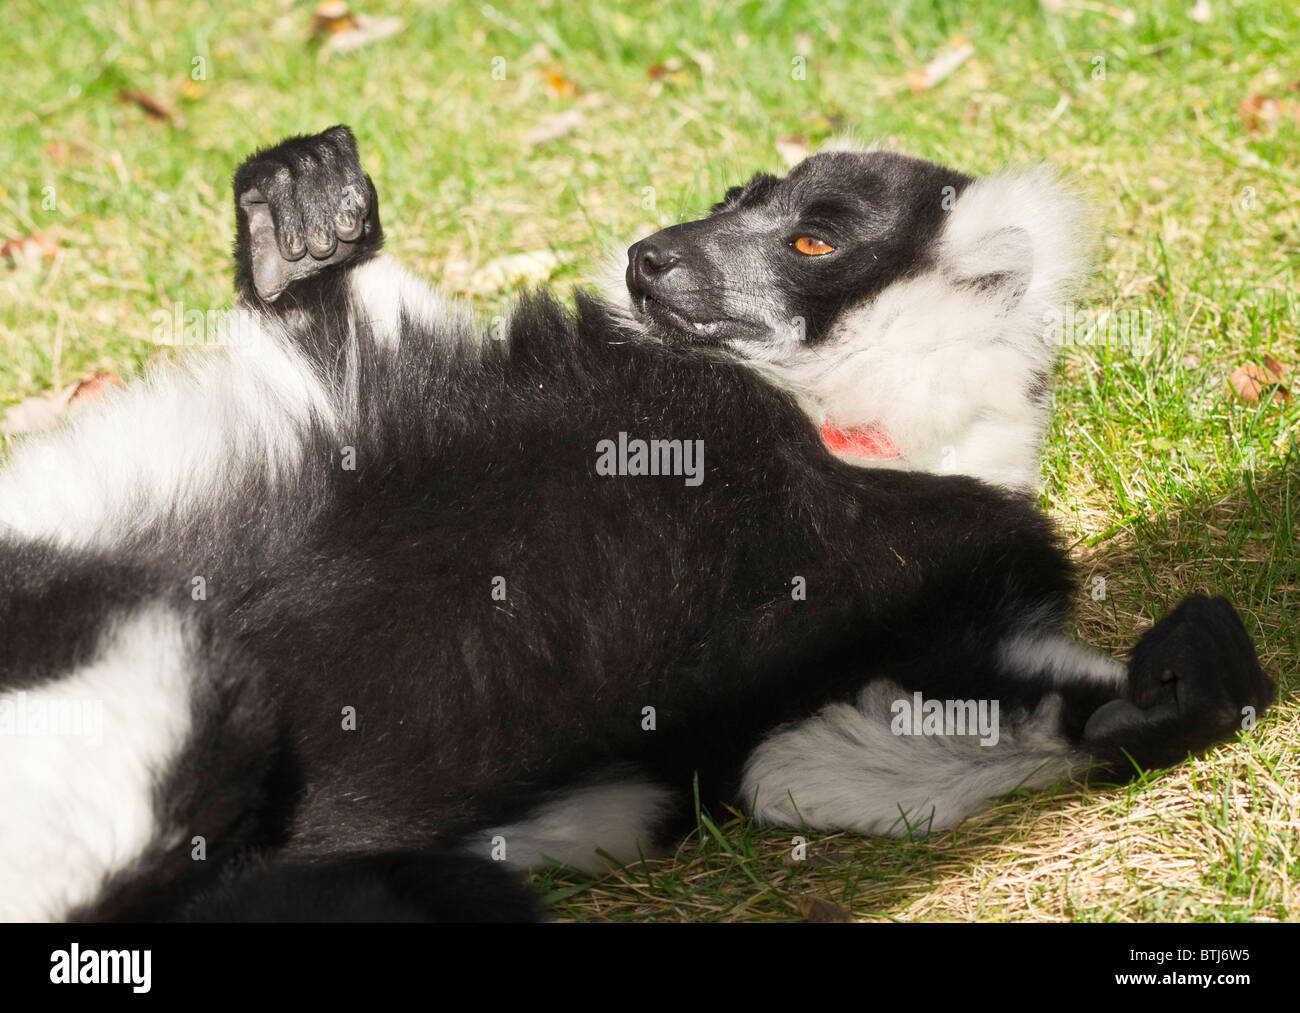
{"left": 321, "top": 124, "right": 360, "bottom": 158}
{"left": 282, "top": 145, "right": 335, "bottom": 260}
{"left": 317, "top": 126, "right": 369, "bottom": 246}
{"left": 258, "top": 164, "right": 307, "bottom": 262}
{"left": 302, "top": 192, "right": 339, "bottom": 260}
{"left": 334, "top": 181, "right": 368, "bottom": 242}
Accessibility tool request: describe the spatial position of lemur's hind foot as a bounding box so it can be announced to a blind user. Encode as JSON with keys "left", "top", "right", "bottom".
{"left": 1084, "top": 594, "right": 1274, "bottom": 774}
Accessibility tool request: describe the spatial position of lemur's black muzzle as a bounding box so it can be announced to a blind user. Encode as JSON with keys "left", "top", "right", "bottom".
{"left": 626, "top": 232, "right": 685, "bottom": 302}
{"left": 624, "top": 218, "right": 752, "bottom": 344}
{"left": 626, "top": 220, "right": 721, "bottom": 311}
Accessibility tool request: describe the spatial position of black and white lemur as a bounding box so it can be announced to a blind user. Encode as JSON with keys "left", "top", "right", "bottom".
{"left": 0, "top": 127, "right": 1272, "bottom": 921}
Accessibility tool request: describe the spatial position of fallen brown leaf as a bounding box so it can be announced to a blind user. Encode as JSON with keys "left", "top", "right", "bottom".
{"left": 2, "top": 231, "right": 58, "bottom": 265}
{"left": 3, "top": 372, "right": 131, "bottom": 437}
{"left": 44, "top": 140, "right": 91, "bottom": 165}
{"left": 647, "top": 58, "right": 691, "bottom": 84}
{"left": 1237, "top": 92, "right": 1299, "bottom": 133}
{"left": 465, "top": 250, "right": 568, "bottom": 295}
{"left": 526, "top": 110, "right": 586, "bottom": 147}
{"left": 312, "top": 1, "right": 357, "bottom": 34}
{"left": 775, "top": 135, "right": 810, "bottom": 168}
{"left": 116, "top": 89, "right": 178, "bottom": 125}
{"left": 544, "top": 70, "right": 579, "bottom": 97}
{"left": 1228, "top": 361, "right": 1290, "bottom": 406}
{"left": 906, "top": 41, "right": 974, "bottom": 93}
{"left": 311, "top": 1, "right": 403, "bottom": 56}
{"left": 796, "top": 895, "right": 852, "bottom": 923}
{"left": 70, "top": 372, "right": 126, "bottom": 405}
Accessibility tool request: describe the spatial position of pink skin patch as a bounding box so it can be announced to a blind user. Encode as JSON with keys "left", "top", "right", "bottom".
{"left": 820, "top": 420, "right": 902, "bottom": 459}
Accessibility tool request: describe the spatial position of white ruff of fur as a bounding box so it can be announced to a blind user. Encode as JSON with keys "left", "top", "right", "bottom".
{"left": 755, "top": 166, "right": 1094, "bottom": 491}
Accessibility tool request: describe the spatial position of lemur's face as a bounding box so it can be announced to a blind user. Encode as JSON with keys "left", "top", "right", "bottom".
{"left": 626, "top": 151, "right": 973, "bottom": 355}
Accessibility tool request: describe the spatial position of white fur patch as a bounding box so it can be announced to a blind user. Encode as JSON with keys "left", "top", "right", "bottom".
{"left": 998, "top": 631, "right": 1126, "bottom": 689}
{"left": 742, "top": 681, "right": 1075, "bottom": 836}
{"left": 0, "top": 309, "right": 334, "bottom": 550}
{"left": 475, "top": 776, "right": 672, "bottom": 874}
{"left": 349, "top": 255, "right": 476, "bottom": 350}
{"left": 0, "top": 604, "right": 196, "bottom": 921}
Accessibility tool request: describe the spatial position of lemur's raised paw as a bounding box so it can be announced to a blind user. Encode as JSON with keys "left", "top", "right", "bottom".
{"left": 1084, "top": 594, "right": 1274, "bottom": 765}
{"left": 234, "top": 125, "right": 382, "bottom": 303}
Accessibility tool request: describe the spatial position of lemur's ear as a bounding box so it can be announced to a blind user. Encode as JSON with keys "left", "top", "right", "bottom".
{"left": 939, "top": 167, "right": 1094, "bottom": 315}
{"left": 943, "top": 225, "right": 1034, "bottom": 307}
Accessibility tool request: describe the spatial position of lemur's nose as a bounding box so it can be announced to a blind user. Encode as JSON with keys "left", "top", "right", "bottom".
{"left": 627, "top": 235, "right": 684, "bottom": 295}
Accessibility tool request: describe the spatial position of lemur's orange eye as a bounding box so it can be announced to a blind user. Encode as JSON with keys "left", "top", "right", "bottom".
{"left": 793, "top": 236, "right": 835, "bottom": 255}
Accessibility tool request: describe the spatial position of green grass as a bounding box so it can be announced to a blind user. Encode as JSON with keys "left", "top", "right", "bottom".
{"left": 2, "top": 0, "right": 1297, "bottom": 921}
